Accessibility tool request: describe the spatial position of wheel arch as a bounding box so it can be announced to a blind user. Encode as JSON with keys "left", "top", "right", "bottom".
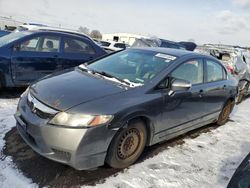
{"left": 109, "top": 112, "right": 155, "bottom": 148}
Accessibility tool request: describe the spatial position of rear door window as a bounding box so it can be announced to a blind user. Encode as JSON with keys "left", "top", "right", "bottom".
{"left": 19, "top": 36, "right": 60, "bottom": 52}
{"left": 41, "top": 36, "right": 60, "bottom": 52}
{"left": 64, "top": 37, "right": 95, "bottom": 55}
{"left": 206, "top": 60, "right": 225, "bottom": 82}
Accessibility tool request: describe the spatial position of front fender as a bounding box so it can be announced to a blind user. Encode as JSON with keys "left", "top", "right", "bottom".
{"left": 108, "top": 109, "right": 156, "bottom": 146}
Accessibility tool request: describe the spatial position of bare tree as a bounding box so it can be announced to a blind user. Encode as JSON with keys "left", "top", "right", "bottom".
{"left": 90, "top": 30, "right": 102, "bottom": 40}
{"left": 78, "top": 26, "right": 90, "bottom": 36}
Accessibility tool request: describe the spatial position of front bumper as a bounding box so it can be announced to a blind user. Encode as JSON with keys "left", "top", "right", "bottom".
{"left": 15, "top": 94, "right": 116, "bottom": 170}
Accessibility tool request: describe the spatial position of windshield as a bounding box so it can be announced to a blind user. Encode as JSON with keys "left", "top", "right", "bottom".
{"left": 0, "top": 32, "right": 28, "bottom": 48}
{"left": 87, "top": 49, "right": 177, "bottom": 85}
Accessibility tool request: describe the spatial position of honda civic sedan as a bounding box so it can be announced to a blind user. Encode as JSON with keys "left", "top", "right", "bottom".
{"left": 15, "top": 48, "right": 238, "bottom": 170}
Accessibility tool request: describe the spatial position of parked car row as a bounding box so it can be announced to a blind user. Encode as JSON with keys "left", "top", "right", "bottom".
{"left": 196, "top": 44, "right": 250, "bottom": 103}
{"left": 94, "top": 37, "right": 197, "bottom": 54}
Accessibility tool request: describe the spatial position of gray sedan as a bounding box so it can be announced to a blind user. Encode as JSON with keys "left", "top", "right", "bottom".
{"left": 15, "top": 48, "right": 238, "bottom": 170}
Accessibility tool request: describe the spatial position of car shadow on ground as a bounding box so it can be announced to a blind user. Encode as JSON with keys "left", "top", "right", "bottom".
{"left": 2, "top": 122, "right": 224, "bottom": 188}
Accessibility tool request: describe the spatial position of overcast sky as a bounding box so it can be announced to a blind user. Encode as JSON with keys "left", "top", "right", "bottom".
{"left": 0, "top": 0, "right": 250, "bottom": 46}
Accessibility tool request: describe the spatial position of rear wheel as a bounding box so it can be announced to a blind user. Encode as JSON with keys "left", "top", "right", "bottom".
{"left": 105, "top": 120, "right": 147, "bottom": 169}
{"left": 217, "top": 100, "right": 234, "bottom": 125}
{"left": 237, "top": 82, "right": 249, "bottom": 104}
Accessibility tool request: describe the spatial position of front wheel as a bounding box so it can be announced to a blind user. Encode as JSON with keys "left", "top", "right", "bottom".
{"left": 105, "top": 120, "right": 147, "bottom": 169}
{"left": 217, "top": 101, "right": 234, "bottom": 125}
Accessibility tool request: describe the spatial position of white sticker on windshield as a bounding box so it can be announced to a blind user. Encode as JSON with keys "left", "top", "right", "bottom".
{"left": 155, "top": 53, "right": 177, "bottom": 61}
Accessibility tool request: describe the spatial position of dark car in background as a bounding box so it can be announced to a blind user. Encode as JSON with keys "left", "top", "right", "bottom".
{"left": 0, "top": 30, "right": 106, "bottom": 89}
{"left": 228, "top": 153, "right": 250, "bottom": 188}
{"left": 15, "top": 48, "right": 237, "bottom": 170}
{"left": 0, "top": 30, "right": 10, "bottom": 37}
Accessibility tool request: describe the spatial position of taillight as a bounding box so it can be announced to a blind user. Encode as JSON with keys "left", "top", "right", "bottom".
{"left": 226, "top": 65, "right": 234, "bottom": 74}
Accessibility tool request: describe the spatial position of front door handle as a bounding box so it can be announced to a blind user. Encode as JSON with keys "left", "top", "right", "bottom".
{"left": 199, "top": 89, "right": 204, "bottom": 98}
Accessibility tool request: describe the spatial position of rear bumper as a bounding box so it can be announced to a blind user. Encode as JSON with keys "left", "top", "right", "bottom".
{"left": 15, "top": 94, "right": 116, "bottom": 170}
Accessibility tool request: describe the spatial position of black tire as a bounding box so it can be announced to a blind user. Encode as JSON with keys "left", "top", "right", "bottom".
{"left": 237, "top": 82, "right": 249, "bottom": 104}
{"left": 105, "top": 120, "right": 147, "bottom": 169}
{"left": 237, "top": 92, "right": 244, "bottom": 104}
{"left": 217, "top": 100, "right": 234, "bottom": 125}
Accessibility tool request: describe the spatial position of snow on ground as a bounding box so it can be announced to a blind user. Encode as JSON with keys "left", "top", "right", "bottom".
{"left": 0, "top": 97, "right": 249, "bottom": 188}
{"left": 86, "top": 101, "right": 250, "bottom": 188}
{"left": 0, "top": 98, "right": 36, "bottom": 188}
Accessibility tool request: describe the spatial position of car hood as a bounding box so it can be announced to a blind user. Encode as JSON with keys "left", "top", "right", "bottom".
{"left": 30, "top": 69, "right": 126, "bottom": 111}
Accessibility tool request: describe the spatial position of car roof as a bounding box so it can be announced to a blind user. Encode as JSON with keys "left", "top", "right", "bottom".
{"left": 22, "top": 29, "right": 92, "bottom": 40}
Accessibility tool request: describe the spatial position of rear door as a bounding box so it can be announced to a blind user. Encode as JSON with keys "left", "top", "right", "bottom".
{"left": 60, "top": 36, "right": 97, "bottom": 69}
{"left": 11, "top": 34, "right": 62, "bottom": 85}
{"left": 202, "top": 59, "right": 229, "bottom": 116}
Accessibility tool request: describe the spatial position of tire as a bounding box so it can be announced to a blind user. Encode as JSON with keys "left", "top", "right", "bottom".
{"left": 105, "top": 120, "right": 147, "bottom": 169}
{"left": 217, "top": 100, "right": 234, "bottom": 125}
{"left": 237, "top": 82, "right": 249, "bottom": 104}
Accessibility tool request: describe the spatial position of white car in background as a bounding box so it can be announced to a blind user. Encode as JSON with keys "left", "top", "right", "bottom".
{"left": 99, "top": 40, "right": 129, "bottom": 52}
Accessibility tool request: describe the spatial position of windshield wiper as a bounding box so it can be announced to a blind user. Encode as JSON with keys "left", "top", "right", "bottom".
{"left": 92, "top": 70, "right": 130, "bottom": 86}
{"left": 92, "top": 70, "right": 142, "bottom": 87}
{"left": 79, "top": 65, "right": 142, "bottom": 87}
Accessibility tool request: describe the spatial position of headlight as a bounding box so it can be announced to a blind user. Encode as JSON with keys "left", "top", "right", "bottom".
{"left": 49, "top": 112, "right": 113, "bottom": 127}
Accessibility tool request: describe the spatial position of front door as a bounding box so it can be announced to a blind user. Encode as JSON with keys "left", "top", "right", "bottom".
{"left": 11, "top": 35, "right": 61, "bottom": 86}
{"left": 156, "top": 59, "right": 207, "bottom": 138}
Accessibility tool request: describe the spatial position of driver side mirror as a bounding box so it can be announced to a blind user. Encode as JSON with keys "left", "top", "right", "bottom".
{"left": 171, "top": 79, "right": 192, "bottom": 92}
